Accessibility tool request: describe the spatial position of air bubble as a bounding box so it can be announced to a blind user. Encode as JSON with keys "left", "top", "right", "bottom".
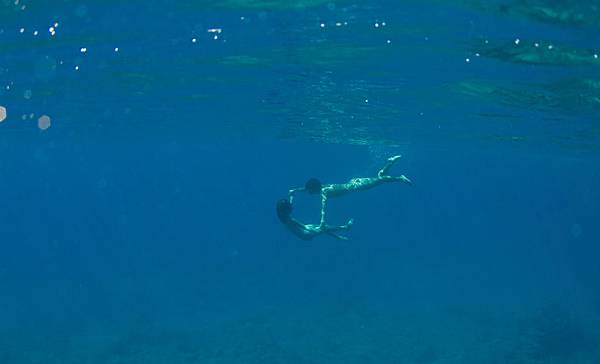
{"left": 38, "top": 115, "right": 51, "bottom": 130}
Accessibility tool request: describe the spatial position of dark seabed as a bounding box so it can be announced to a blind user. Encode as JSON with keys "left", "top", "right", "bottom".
{"left": 1, "top": 0, "right": 599, "bottom": 363}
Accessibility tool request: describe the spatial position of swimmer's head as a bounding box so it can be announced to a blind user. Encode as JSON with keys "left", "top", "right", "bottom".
{"left": 276, "top": 199, "right": 293, "bottom": 222}
{"left": 305, "top": 178, "right": 322, "bottom": 194}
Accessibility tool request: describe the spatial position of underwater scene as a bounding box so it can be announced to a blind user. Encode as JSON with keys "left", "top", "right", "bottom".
{"left": 1, "top": 0, "right": 599, "bottom": 363}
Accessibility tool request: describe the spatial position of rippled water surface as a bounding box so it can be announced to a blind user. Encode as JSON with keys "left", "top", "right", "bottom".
{"left": 1, "top": 0, "right": 598, "bottom": 146}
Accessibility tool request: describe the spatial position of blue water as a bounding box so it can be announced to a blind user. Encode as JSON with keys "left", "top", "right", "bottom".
{"left": 1, "top": 1, "right": 600, "bottom": 363}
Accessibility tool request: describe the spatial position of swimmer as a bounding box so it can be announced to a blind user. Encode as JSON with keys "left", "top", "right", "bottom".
{"left": 276, "top": 199, "right": 354, "bottom": 240}
{"left": 288, "top": 155, "right": 411, "bottom": 227}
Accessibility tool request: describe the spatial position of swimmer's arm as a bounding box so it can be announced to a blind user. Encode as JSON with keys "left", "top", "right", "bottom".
{"left": 288, "top": 187, "right": 306, "bottom": 204}
{"left": 319, "top": 191, "right": 329, "bottom": 227}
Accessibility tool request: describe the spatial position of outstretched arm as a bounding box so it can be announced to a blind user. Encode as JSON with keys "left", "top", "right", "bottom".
{"left": 288, "top": 187, "right": 306, "bottom": 205}
{"left": 319, "top": 190, "right": 329, "bottom": 227}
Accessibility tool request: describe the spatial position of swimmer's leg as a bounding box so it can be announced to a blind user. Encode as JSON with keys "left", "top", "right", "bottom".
{"left": 377, "top": 155, "right": 412, "bottom": 184}
{"left": 327, "top": 232, "right": 349, "bottom": 240}
{"left": 378, "top": 155, "right": 402, "bottom": 177}
{"left": 325, "top": 218, "right": 354, "bottom": 240}
{"left": 384, "top": 175, "right": 412, "bottom": 185}
{"left": 326, "top": 218, "right": 354, "bottom": 231}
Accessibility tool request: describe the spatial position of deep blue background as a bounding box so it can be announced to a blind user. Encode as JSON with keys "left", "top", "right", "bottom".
{"left": 1, "top": 0, "right": 599, "bottom": 363}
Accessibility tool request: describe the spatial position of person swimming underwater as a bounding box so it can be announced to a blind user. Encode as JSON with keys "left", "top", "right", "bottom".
{"left": 288, "top": 155, "right": 412, "bottom": 227}
{"left": 276, "top": 199, "right": 353, "bottom": 240}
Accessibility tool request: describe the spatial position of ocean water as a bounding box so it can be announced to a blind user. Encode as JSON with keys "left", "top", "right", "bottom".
{"left": 1, "top": 0, "right": 600, "bottom": 363}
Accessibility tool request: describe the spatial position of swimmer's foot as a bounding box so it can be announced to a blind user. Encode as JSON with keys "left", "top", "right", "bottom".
{"left": 379, "top": 155, "right": 402, "bottom": 177}
{"left": 347, "top": 218, "right": 354, "bottom": 228}
{"left": 399, "top": 175, "right": 412, "bottom": 185}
